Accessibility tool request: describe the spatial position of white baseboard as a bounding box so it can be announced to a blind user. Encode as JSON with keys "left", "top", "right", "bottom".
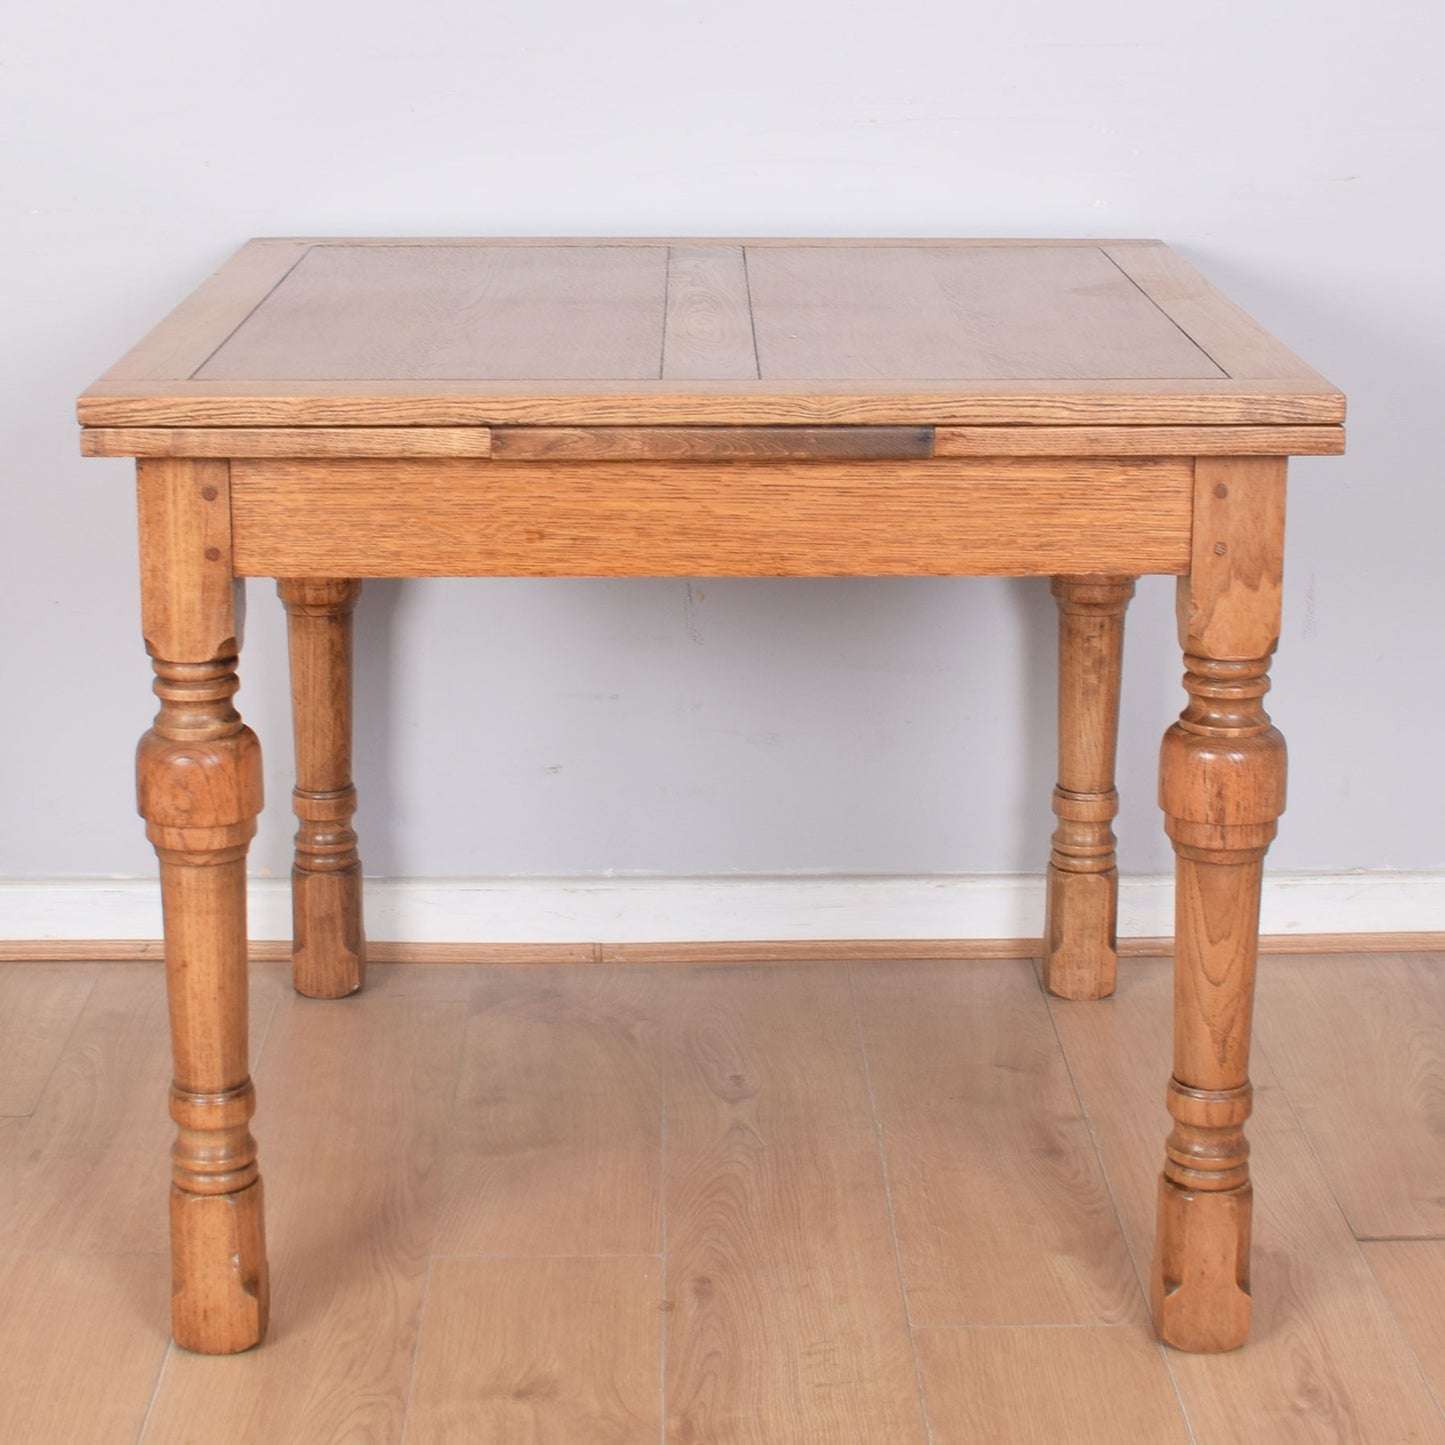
{"left": 0, "top": 871, "right": 1440, "bottom": 943}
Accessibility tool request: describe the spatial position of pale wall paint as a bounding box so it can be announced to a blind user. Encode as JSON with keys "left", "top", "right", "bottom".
{"left": 2, "top": 1, "right": 1441, "bottom": 900}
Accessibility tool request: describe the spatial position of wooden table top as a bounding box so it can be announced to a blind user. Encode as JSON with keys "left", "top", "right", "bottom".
{"left": 79, "top": 238, "right": 1343, "bottom": 436}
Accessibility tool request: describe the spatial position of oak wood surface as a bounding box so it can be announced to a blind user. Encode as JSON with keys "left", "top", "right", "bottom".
{"left": 1044, "top": 576, "right": 1134, "bottom": 1000}
{"left": 228, "top": 456, "right": 1193, "bottom": 578}
{"left": 853, "top": 959, "right": 1144, "bottom": 1326}
{"left": 78, "top": 238, "right": 1344, "bottom": 430}
{"left": 662, "top": 965, "right": 927, "bottom": 1443}
{"left": 405, "top": 1257, "right": 664, "bottom": 1445}
{"left": 3, "top": 954, "right": 1444, "bottom": 1442}
{"left": 1256, "top": 952, "right": 1445, "bottom": 1239}
{"left": 1360, "top": 1241, "right": 1445, "bottom": 1409}
{"left": 0, "top": 963, "right": 99, "bottom": 1115}
{"left": 432, "top": 966, "right": 663, "bottom": 1257}
{"left": 913, "top": 1327, "right": 1191, "bottom": 1444}
{"left": 279, "top": 578, "right": 365, "bottom": 1000}
{"left": 0, "top": 1252, "right": 172, "bottom": 1445}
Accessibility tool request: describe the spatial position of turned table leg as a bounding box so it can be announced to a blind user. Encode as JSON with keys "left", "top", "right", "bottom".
{"left": 1151, "top": 458, "right": 1287, "bottom": 1353}
{"left": 135, "top": 460, "right": 269, "bottom": 1353}
{"left": 278, "top": 578, "right": 365, "bottom": 999}
{"left": 1043, "top": 574, "right": 1135, "bottom": 1000}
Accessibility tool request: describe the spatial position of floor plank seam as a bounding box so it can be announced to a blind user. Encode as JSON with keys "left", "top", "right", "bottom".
{"left": 396, "top": 983, "right": 475, "bottom": 1445}
{"left": 847, "top": 962, "right": 936, "bottom": 1445}
{"left": 1041, "top": 972, "right": 1201, "bottom": 1445}
{"left": 132, "top": 1340, "right": 174, "bottom": 1445}
{"left": 658, "top": 1018, "right": 668, "bottom": 1445}
{"left": 1258, "top": 1028, "right": 1445, "bottom": 1430}
{"left": 25, "top": 966, "right": 101, "bottom": 1121}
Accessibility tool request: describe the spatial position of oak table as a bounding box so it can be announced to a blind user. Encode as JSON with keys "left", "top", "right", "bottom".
{"left": 79, "top": 238, "right": 1344, "bottom": 1356}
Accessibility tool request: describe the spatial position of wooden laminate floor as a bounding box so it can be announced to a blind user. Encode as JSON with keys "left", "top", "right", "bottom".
{"left": 1, "top": 952, "right": 1443, "bottom": 1443}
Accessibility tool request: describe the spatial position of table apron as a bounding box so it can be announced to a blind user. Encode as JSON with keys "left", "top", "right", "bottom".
{"left": 228, "top": 456, "right": 1194, "bottom": 578}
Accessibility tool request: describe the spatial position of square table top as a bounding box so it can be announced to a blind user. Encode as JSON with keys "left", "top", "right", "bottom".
{"left": 78, "top": 237, "right": 1343, "bottom": 433}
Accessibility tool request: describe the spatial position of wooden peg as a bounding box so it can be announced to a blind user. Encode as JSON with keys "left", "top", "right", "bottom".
{"left": 278, "top": 578, "right": 366, "bottom": 999}
{"left": 1043, "top": 575, "right": 1135, "bottom": 999}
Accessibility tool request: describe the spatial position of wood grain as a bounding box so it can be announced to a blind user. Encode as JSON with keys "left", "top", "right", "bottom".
{"left": 913, "top": 1327, "right": 1191, "bottom": 1444}
{"left": 0, "top": 963, "right": 98, "bottom": 1114}
{"left": 141, "top": 971, "right": 469, "bottom": 1444}
{"left": 0, "top": 1252, "right": 170, "bottom": 1445}
{"left": 229, "top": 456, "right": 1193, "bottom": 578}
{"left": 4, "top": 963, "right": 283, "bottom": 1254}
{"left": 489, "top": 425, "right": 934, "bottom": 461}
{"left": 79, "top": 376, "right": 1346, "bottom": 429}
{"left": 432, "top": 966, "right": 662, "bottom": 1257}
{"left": 1044, "top": 577, "right": 1134, "bottom": 1000}
{"left": 196, "top": 243, "right": 670, "bottom": 382}
{"left": 662, "top": 245, "right": 758, "bottom": 380}
{"left": 78, "top": 238, "right": 1344, "bottom": 430}
{"left": 83, "top": 427, "right": 493, "bottom": 458}
{"left": 853, "top": 958, "right": 1144, "bottom": 1326}
{"left": 1362, "top": 1241, "right": 1445, "bottom": 1407}
{"left": 934, "top": 424, "right": 1344, "bottom": 456}
{"left": 663, "top": 965, "right": 927, "bottom": 1444}
{"left": 1103, "top": 244, "right": 1335, "bottom": 383}
{"left": 405, "top": 1257, "right": 663, "bottom": 1445}
{"left": 744, "top": 245, "right": 1224, "bottom": 380}
{"left": 1050, "top": 959, "right": 1445, "bottom": 1441}
{"left": 279, "top": 578, "right": 365, "bottom": 1000}
{"left": 1256, "top": 952, "right": 1445, "bottom": 1238}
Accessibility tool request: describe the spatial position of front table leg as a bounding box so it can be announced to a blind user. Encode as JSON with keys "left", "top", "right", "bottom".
{"left": 135, "top": 459, "right": 269, "bottom": 1353}
{"left": 1152, "top": 458, "right": 1287, "bottom": 1352}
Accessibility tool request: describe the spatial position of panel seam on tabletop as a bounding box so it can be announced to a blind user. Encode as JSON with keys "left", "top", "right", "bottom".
{"left": 740, "top": 247, "right": 762, "bottom": 380}
{"left": 848, "top": 961, "right": 935, "bottom": 1445}
{"left": 1098, "top": 247, "right": 1228, "bottom": 381}
{"left": 659, "top": 248, "right": 673, "bottom": 381}
{"left": 188, "top": 246, "right": 314, "bottom": 380}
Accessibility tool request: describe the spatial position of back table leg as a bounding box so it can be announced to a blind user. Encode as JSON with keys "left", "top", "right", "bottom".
{"left": 278, "top": 579, "right": 366, "bottom": 999}
{"left": 1044, "top": 574, "right": 1136, "bottom": 1000}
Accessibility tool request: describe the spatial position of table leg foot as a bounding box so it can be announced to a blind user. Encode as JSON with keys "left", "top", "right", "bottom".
{"left": 280, "top": 579, "right": 365, "bottom": 999}
{"left": 1043, "top": 575, "right": 1134, "bottom": 1000}
{"left": 1152, "top": 1176, "right": 1252, "bottom": 1352}
{"left": 171, "top": 1179, "right": 269, "bottom": 1353}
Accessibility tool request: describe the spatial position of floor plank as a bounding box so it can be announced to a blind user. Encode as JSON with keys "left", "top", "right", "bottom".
{"left": 1256, "top": 952, "right": 1445, "bottom": 1239}
{"left": 4, "top": 962, "right": 285, "bottom": 1253}
{"left": 1362, "top": 1242, "right": 1445, "bottom": 1413}
{"left": 141, "top": 967, "right": 469, "bottom": 1445}
{"left": 663, "top": 965, "right": 927, "bottom": 1445}
{"left": 405, "top": 1256, "right": 663, "bottom": 1444}
{"left": 914, "top": 1326, "right": 1192, "bottom": 1444}
{"left": 433, "top": 966, "right": 663, "bottom": 1257}
{"left": 0, "top": 1251, "right": 170, "bottom": 1445}
{"left": 0, "top": 963, "right": 99, "bottom": 1115}
{"left": 1050, "top": 957, "right": 1445, "bottom": 1443}
{"left": 853, "top": 958, "right": 1143, "bottom": 1326}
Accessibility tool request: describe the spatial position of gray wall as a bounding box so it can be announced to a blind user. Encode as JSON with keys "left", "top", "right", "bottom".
{"left": 3, "top": 0, "right": 1440, "bottom": 888}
